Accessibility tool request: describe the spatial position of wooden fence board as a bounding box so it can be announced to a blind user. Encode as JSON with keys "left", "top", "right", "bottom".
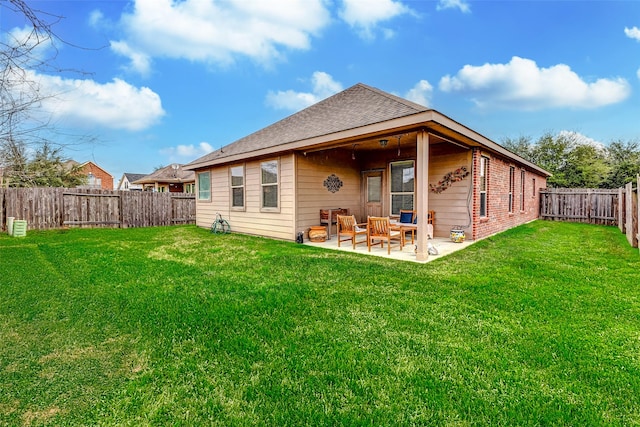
{"left": 618, "top": 187, "right": 625, "bottom": 233}
{"left": 1, "top": 188, "right": 195, "bottom": 231}
{"left": 625, "top": 182, "right": 636, "bottom": 247}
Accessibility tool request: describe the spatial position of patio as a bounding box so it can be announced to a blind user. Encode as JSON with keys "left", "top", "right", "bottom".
{"left": 304, "top": 233, "right": 474, "bottom": 263}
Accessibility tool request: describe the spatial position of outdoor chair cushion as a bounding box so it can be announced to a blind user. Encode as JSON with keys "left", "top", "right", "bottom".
{"left": 399, "top": 211, "right": 413, "bottom": 223}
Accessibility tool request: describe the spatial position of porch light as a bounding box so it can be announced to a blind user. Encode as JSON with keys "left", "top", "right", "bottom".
{"left": 379, "top": 139, "right": 388, "bottom": 147}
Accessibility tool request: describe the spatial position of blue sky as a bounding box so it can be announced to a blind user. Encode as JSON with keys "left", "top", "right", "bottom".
{"left": 3, "top": 0, "right": 640, "bottom": 188}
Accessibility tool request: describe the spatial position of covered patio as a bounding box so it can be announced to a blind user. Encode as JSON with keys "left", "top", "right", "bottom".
{"left": 296, "top": 127, "right": 475, "bottom": 262}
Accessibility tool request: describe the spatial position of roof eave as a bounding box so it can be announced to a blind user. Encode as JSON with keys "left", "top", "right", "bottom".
{"left": 426, "top": 112, "right": 552, "bottom": 177}
{"left": 185, "top": 109, "right": 551, "bottom": 177}
{"left": 185, "top": 111, "right": 439, "bottom": 170}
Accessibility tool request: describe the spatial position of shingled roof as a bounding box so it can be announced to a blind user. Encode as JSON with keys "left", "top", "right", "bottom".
{"left": 123, "top": 173, "right": 147, "bottom": 183}
{"left": 186, "top": 83, "right": 429, "bottom": 168}
{"left": 133, "top": 164, "right": 195, "bottom": 184}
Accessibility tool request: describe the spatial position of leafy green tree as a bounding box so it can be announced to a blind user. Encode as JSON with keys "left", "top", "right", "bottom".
{"left": 562, "top": 143, "right": 609, "bottom": 188}
{"left": 501, "top": 135, "right": 534, "bottom": 162}
{"left": 603, "top": 140, "right": 640, "bottom": 188}
{"left": 528, "top": 132, "right": 577, "bottom": 188}
{"left": 500, "top": 132, "right": 640, "bottom": 189}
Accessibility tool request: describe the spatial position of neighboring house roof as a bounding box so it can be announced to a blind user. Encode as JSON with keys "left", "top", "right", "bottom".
{"left": 122, "top": 173, "right": 147, "bottom": 183}
{"left": 185, "top": 82, "right": 551, "bottom": 177}
{"left": 133, "top": 164, "right": 195, "bottom": 184}
{"left": 65, "top": 160, "right": 113, "bottom": 177}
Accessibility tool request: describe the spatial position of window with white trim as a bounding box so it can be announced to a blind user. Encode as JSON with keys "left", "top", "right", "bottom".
{"left": 390, "top": 160, "right": 414, "bottom": 215}
{"left": 198, "top": 171, "right": 211, "bottom": 201}
{"left": 508, "top": 166, "right": 515, "bottom": 213}
{"left": 230, "top": 165, "right": 244, "bottom": 209}
{"left": 532, "top": 178, "right": 536, "bottom": 197}
{"left": 479, "top": 156, "right": 489, "bottom": 217}
{"left": 261, "top": 160, "right": 279, "bottom": 209}
{"left": 520, "top": 170, "right": 526, "bottom": 211}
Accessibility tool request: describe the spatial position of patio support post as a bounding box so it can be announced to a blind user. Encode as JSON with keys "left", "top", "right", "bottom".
{"left": 416, "top": 129, "right": 429, "bottom": 261}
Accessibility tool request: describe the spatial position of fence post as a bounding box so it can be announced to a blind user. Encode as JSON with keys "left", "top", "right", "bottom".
{"left": 618, "top": 187, "right": 625, "bottom": 233}
{"left": 0, "top": 189, "right": 4, "bottom": 232}
{"left": 626, "top": 182, "right": 634, "bottom": 247}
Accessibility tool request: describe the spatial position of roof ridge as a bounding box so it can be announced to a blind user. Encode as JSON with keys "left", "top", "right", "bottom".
{"left": 354, "top": 82, "right": 429, "bottom": 112}
{"left": 185, "top": 82, "right": 430, "bottom": 168}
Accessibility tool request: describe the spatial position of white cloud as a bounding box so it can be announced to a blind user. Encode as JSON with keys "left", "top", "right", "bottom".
{"left": 30, "top": 71, "right": 165, "bottom": 131}
{"left": 436, "top": 0, "right": 471, "bottom": 13}
{"left": 111, "top": 0, "right": 330, "bottom": 74}
{"left": 625, "top": 26, "right": 640, "bottom": 41}
{"left": 110, "top": 40, "right": 152, "bottom": 76}
{"left": 3, "top": 25, "right": 54, "bottom": 66}
{"left": 557, "top": 130, "right": 605, "bottom": 150}
{"left": 627, "top": 27, "right": 640, "bottom": 79}
{"left": 439, "top": 56, "right": 631, "bottom": 110}
{"left": 405, "top": 80, "right": 433, "bottom": 107}
{"left": 161, "top": 142, "right": 213, "bottom": 160}
{"left": 339, "top": 0, "right": 412, "bottom": 40}
{"left": 88, "top": 10, "right": 105, "bottom": 28}
{"left": 266, "top": 72, "right": 344, "bottom": 111}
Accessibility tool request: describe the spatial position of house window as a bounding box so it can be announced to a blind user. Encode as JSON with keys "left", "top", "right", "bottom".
{"left": 198, "top": 171, "right": 211, "bottom": 201}
{"left": 508, "top": 166, "right": 515, "bottom": 213}
{"left": 532, "top": 178, "right": 536, "bottom": 197}
{"left": 185, "top": 183, "right": 195, "bottom": 194}
{"left": 230, "top": 165, "right": 244, "bottom": 209}
{"left": 261, "top": 160, "right": 279, "bottom": 210}
{"left": 520, "top": 170, "right": 526, "bottom": 211}
{"left": 479, "top": 156, "right": 489, "bottom": 217}
{"left": 390, "top": 160, "right": 414, "bottom": 215}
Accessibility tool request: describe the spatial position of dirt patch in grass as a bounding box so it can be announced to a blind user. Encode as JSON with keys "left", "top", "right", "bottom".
{"left": 21, "top": 406, "right": 64, "bottom": 426}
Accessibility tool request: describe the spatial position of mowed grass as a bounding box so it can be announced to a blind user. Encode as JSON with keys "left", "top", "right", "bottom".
{"left": 1, "top": 220, "right": 639, "bottom": 426}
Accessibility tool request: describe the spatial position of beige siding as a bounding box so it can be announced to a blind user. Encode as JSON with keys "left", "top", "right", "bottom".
{"left": 427, "top": 147, "right": 473, "bottom": 238}
{"left": 296, "top": 150, "right": 361, "bottom": 236}
{"left": 195, "top": 155, "right": 295, "bottom": 240}
{"left": 195, "top": 168, "right": 229, "bottom": 229}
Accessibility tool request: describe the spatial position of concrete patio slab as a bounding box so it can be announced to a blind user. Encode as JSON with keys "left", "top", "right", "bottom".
{"left": 304, "top": 234, "right": 475, "bottom": 263}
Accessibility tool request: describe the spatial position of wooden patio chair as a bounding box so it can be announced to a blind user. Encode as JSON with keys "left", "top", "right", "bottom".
{"left": 336, "top": 215, "right": 368, "bottom": 249}
{"left": 398, "top": 209, "right": 417, "bottom": 244}
{"left": 367, "top": 216, "right": 403, "bottom": 254}
{"left": 397, "top": 210, "right": 435, "bottom": 243}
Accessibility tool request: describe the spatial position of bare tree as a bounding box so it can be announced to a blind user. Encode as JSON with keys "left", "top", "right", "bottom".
{"left": 1, "top": 1, "right": 57, "bottom": 138}
{"left": 1, "top": 0, "right": 91, "bottom": 187}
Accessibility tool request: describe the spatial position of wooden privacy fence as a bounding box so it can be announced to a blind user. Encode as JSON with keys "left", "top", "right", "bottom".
{"left": 539, "top": 188, "right": 619, "bottom": 226}
{"left": 0, "top": 188, "right": 196, "bottom": 231}
{"left": 540, "top": 179, "right": 639, "bottom": 251}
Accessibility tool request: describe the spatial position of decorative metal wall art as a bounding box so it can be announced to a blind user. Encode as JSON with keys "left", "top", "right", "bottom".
{"left": 323, "top": 174, "right": 343, "bottom": 193}
{"left": 430, "top": 166, "right": 470, "bottom": 194}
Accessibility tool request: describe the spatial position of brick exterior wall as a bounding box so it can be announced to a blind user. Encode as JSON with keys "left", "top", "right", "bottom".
{"left": 80, "top": 162, "right": 114, "bottom": 190}
{"left": 471, "top": 148, "right": 546, "bottom": 241}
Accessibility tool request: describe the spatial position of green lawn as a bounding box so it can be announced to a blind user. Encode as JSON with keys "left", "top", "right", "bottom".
{"left": 1, "top": 221, "right": 639, "bottom": 426}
